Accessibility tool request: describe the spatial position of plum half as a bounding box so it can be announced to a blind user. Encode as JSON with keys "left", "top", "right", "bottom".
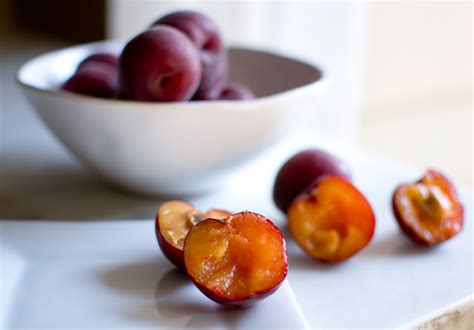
{"left": 287, "top": 176, "right": 375, "bottom": 262}
{"left": 184, "top": 212, "right": 288, "bottom": 307}
{"left": 155, "top": 200, "right": 230, "bottom": 269}
{"left": 273, "top": 149, "right": 352, "bottom": 213}
{"left": 392, "top": 169, "right": 464, "bottom": 246}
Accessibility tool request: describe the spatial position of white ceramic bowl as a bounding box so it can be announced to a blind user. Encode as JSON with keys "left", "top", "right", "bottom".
{"left": 17, "top": 40, "right": 324, "bottom": 196}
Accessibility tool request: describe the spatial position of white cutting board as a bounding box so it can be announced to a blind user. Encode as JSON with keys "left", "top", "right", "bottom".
{"left": 1, "top": 134, "right": 472, "bottom": 328}
{"left": 0, "top": 221, "right": 308, "bottom": 329}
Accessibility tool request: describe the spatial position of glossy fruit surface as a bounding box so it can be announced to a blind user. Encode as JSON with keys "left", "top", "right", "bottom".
{"left": 392, "top": 170, "right": 464, "bottom": 246}
{"left": 288, "top": 176, "right": 375, "bottom": 262}
{"left": 155, "top": 200, "right": 230, "bottom": 269}
{"left": 152, "top": 10, "right": 228, "bottom": 101}
{"left": 61, "top": 62, "right": 119, "bottom": 98}
{"left": 119, "top": 26, "right": 201, "bottom": 102}
{"left": 273, "top": 149, "right": 351, "bottom": 213}
{"left": 77, "top": 53, "right": 119, "bottom": 71}
{"left": 184, "top": 212, "right": 287, "bottom": 307}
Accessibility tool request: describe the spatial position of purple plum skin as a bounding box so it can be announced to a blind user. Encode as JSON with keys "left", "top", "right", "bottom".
{"left": 119, "top": 26, "right": 202, "bottom": 102}
{"left": 61, "top": 62, "right": 119, "bottom": 98}
{"left": 77, "top": 53, "right": 119, "bottom": 71}
{"left": 273, "top": 149, "right": 352, "bottom": 213}
{"left": 152, "top": 10, "right": 228, "bottom": 101}
{"left": 218, "top": 82, "right": 254, "bottom": 100}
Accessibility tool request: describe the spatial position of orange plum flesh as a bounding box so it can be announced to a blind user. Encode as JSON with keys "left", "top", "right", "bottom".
{"left": 288, "top": 176, "right": 375, "bottom": 262}
{"left": 155, "top": 200, "right": 230, "bottom": 269}
{"left": 392, "top": 170, "right": 463, "bottom": 246}
{"left": 184, "top": 212, "right": 288, "bottom": 307}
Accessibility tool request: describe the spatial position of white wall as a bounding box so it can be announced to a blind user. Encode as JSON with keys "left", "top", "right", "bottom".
{"left": 359, "top": 2, "right": 472, "bottom": 186}
{"left": 364, "top": 2, "right": 472, "bottom": 112}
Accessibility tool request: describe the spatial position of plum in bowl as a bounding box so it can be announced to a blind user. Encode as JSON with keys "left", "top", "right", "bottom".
{"left": 17, "top": 40, "right": 324, "bottom": 196}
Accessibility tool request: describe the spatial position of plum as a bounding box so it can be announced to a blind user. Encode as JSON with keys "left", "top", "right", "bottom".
{"left": 273, "top": 149, "right": 351, "bottom": 213}
{"left": 61, "top": 62, "right": 119, "bottom": 98}
{"left": 288, "top": 176, "right": 375, "bottom": 262}
{"left": 192, "top": 53, "right": 228, "bottom": 100}
{"left": 119, "top": 26, "right": 202, "bottom": 102}
{"left": 155, "top": 200, "right": 230, "bottom": 270}
{"left": 392, "top": 170, "right": 464, "bottom": 246}
{"left": 218, "top": 82, "right": 254, "bottom": 100}
{"left": 77, "top": 53, "right": 119, "bottom": 71}
{"left": 184, "top": 212, "right": 287, "bottom": 307}
{"left": 152, "top": 10, "right": 228, "bottom": 100}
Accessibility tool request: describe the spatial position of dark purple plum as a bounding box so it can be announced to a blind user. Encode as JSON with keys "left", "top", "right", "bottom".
{"left": 152, "top": 10, "right": 228, "bottom": 100}
{"left": 61, "top": 62, "right": 119, "bottom": 98}
{"left": 218, "top": 82, "right": 254, "bottom": 100}
{"left": 77, "top": 53, "right": 119, "bottom": 71}
{"left": 119, "top": 26, "right": 201, "bottom": 102}
{"left": 192, "top": 52, "right": 228, "bottom": 100}
{"left": 273, "top": 149, "right": 352, "bottom": 213}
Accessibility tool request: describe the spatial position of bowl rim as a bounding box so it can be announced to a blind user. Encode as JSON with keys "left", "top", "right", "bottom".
{"left": 16, "top": 39, "right": 326, "bottom": 110}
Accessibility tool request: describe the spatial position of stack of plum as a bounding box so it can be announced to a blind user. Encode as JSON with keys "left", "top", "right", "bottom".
{"left": 62, "top": 10, "right": 254, "bottom": 102}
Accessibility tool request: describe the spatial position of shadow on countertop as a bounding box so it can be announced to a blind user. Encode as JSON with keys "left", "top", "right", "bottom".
{"left": 0, "top": 152, "right": 162, "bottom": 220}
{"left": 99, "top": 255, "right": 251, "bottom": 328}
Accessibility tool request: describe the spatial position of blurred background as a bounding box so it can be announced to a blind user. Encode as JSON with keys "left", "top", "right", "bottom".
{"left": 0, "top": 1, "right": 472, "bottom": 218}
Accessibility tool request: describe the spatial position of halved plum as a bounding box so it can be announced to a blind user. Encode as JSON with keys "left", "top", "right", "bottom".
{"left": 155, "top": 200, "right": 230, "bottom": 270}
{"left": 184, "top": 212, "right": 288, "bottom": 307}
{"left": 287, "top": 176, "right": 375, "bottom": 262}
{"left": 392, "top": 169, "right": 464, "bottom": 246}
